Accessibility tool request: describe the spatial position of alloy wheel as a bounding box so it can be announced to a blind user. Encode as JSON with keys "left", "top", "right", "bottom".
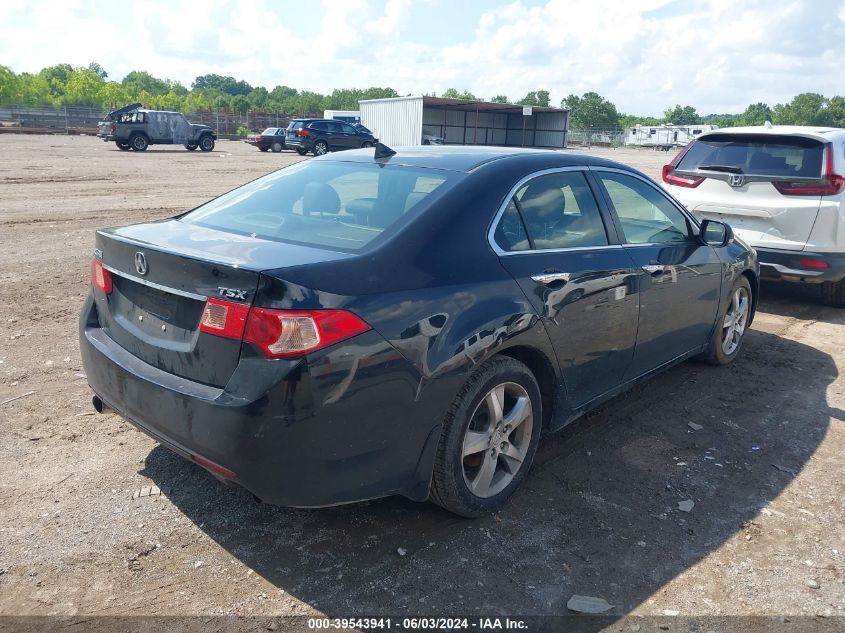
{"left": 722, "top": 286, "right": 750, "bottom": 355}
{"left": 461, "top": 382, "right": 533, "bottom": 498}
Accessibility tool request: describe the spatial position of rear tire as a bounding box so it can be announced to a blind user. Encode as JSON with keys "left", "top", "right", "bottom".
{"left": 361, "top": 141, "right": 373, "bottom": 148}
{"left": 313, "top": 140, "right": 328, "bottom": 156}
{"left": 821, "top": 279, "right": 845, "bottom": 307}
{"left": 129, "top": 133, "right": 148, "bottom": 151}
{"left": 185, "top": 143, "right": 197, "bottom": 151}
{"left": 115, "top": 141, "right": 130, "bottom": 151}
{"left": 199, "top": 135, "right": 215, "bottom": 152}
{"left": 271, "top": 142, "right": 283, "bottom": 153}
{"left": 259, "top": 146, "right": 269, "bottom": 152}
{"left": 700, "top": 276, "right": 752, "bottom": 365}
{"left": 429, "top": 357, "right": 542, "bottom": 518}
{"left": 296, "top": 148, "right": 307, "bottom": 156}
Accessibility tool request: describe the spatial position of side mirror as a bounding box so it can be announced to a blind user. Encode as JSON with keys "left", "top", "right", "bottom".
{"left": 700, "top": 219, "right": 733, "bottom": 247}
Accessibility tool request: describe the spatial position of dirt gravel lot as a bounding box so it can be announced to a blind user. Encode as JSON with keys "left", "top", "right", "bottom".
{"left": 0, "top": 135, "right": 843, "bottom": 630}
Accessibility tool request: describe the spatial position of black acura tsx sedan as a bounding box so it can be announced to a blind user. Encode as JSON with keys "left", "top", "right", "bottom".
{"left": 80, "top": 145, "right": 758, "bottom": 517}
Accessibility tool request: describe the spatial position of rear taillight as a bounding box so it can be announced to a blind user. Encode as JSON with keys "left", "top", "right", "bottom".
{"left": 297, "top": 129, "right": 310, "bottom": 138}
{"left": 662, "top": 143, "right": 704, "bottom": 188}
{"left": 255, "top": 136, "right": 262, "bottom": 142}
{"left": 244, "top": 308, "right": 370, "bottom": 358}
{"left": 198, "top": 299, "right": 371, "bottom": 358}
{"left": 773, "top": 145, "right": 845, "bottom": 196}
{"left": 91, "top": 259, "right": 112, "bottom": 294}
{"left": 199, "top": 298, "right": 249, "bottom": 339}
{"left": 798, "top": 259, "right": 830, "bottom": 269}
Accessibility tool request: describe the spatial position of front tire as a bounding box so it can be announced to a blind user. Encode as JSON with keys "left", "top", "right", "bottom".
{"left": 361, "top": 141, "right": 373, "bottom": 148}
{"left": 429, "top": 357, "right": 542, "bottom": 517}
{"left": 259, "top": 146, "right": 269, "bottom": 152}
{"left": 185, "top": 143, "right": 197, "bottom": 151}
{"left": 115, "top": 141, "right": 130, "bottom": 151}
{"left": 700, "top": 276, "right": 752, "bottom": 365}
{"left": 296, "top": 148, "right": 307, "bottom": 156}
{"left": 821, "top": 279, "right": 845, "bottom": 307}
{"left": 129, "top": 133, "right": 148, "bottom": 151}
{"left": 199, "top": 135, "right": 215, "bottom": 152}
{"left": 313, "top": 140, "right": 328, "bottom": 156}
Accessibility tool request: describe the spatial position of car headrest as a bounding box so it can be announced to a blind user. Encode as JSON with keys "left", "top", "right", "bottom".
{"left": 303, "top": 182, "right": 341, "bottom": 216}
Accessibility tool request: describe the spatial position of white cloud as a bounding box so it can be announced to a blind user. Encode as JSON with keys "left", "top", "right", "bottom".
{"left": 0, "top": 0, "right": 843, "bottom": 114}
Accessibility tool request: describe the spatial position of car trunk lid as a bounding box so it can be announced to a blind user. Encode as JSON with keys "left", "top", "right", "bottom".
{"left": 92, "top": 220, "right": 351, "bottom": 387}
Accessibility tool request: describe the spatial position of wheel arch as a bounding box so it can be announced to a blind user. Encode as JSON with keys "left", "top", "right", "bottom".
{"left": 740, "top": 268, "right": 759, "bottom": 326}
{"left": 494, "top": 345, "right": 558, "bottom": 430}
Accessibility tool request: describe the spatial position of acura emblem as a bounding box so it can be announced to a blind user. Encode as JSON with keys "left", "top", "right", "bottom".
{"left": 134, "top": 252, "right": 148, "bottom": 276}
{"left": 729, "top": 174, "right": 745, "bottom": 187}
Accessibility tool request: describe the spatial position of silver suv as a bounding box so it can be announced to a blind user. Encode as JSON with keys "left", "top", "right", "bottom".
{"left": 662, "top": 124, "right": 845, "bottom": 307}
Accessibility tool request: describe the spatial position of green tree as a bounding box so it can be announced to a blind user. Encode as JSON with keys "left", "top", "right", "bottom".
{"left": 97, "top": 81, "right": 129, "bottom": 109}
{"left": 441, "top": 88, "right": 477, "bottom": 100}
{"left": 663, "top": 104, "right": 700, "bottom": 124}
{"left": 192, "top": 74, "right": 252, "bottom": 96}
{"left": 0, "top": 65, "right": 18, "bottom": 103}
{"left": 772, "top": 93, "right": 829, "bottom": 125}
{"left": 491, "top": 95, "right": 508, "bottom": 104}
{"left": 518, "top": 90, "right": 550, "bottom": 107}
{"left": 563, "top": 92, "right": 621, "bottom": 129}
{"left": 247, "top": 86, "right": 270, "bottom": 111}
{"left": 122, "top": 71, "right": 170, "bottom": 97}
{"left": 39, "top": 63, "right": 74, "bottom": 100}
{"left": 735, "top": 102, "right": 772, "bottom": 126}
{"left": 88, "top": 62, "right": 108, "bottom": 79}
{"left": 63, "top": 68, "right": 105, "bottom": 106}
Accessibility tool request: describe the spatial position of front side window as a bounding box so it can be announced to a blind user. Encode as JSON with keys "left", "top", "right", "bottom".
{"left": 597, "top": 172, "right": 692, "bottom": 244}
{"left": 341, "top": 123, "right": 357, "bottom": 135}
{"left": 494, "top": 171, "right": 608, "bottom": 252}
{"left": 181, "top": 161, "right": 458, "bottom": 252}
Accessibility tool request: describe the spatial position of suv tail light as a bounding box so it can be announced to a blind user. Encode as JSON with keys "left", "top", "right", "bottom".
{"left": 773, "top": 144, "right": 845, "bottom": 196}
{"left": 91, "top": 259, "right": 112, "bottom": 294}
{"left": 199, "top": 299, "right": 371, "bottom": 358}
{"left": 662, "top": 142, "right": 704, "bottom": 188}
{"left": 297, "top": 129, "right": 310, "bottom": 138}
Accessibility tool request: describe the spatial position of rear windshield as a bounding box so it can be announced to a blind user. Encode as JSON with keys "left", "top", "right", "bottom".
{"left": 180, "top": 161, "right": 458, "bottom": 252}
{"left": 261, "top": 128, "right": 277, "bottom": 135}
{"left": 677, "top": 134, "right": 825, "bottom": 178}
{"left": 287, "top": 121, "right": 304, "bottom": 131}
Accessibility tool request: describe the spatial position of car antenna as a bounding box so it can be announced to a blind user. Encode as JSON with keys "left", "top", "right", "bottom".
{"left": 374, "top": 141, "right": 396, "bottom": 162}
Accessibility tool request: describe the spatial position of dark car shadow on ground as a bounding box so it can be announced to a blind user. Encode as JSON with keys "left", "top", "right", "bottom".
{"left": 140, "top": 300, "right": 842, "bottom": 628}
{"left": 757, "top": 280, "right": 844, "bottom": 324}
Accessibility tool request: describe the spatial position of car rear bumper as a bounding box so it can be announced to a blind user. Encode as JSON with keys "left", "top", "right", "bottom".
{"left": 757, "top": 247, "right": 845, "bottom": 284}
{"left": 79, "top": 294, "right": 438, "bottom": 507}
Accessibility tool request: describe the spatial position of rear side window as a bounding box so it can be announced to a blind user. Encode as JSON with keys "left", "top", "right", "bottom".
{"left": 677, "top": 134, "right": 825, "bottom": 178}
{"left": 180, "top": 162, "right": 458, "bottom": 252}
{"left": 494, "top": 171, "right": 608, "bottom": 251}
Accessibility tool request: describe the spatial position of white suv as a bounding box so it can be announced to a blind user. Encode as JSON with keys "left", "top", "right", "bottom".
{"left": 662, "top": 124, "right": 845, "bottom": 307}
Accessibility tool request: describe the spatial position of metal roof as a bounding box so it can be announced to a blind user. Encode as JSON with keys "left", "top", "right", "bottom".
{"left": 359, "top": 95, "right": 569, "bottom": 115}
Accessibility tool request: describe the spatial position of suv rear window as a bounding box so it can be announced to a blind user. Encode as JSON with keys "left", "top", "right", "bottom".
{"left": 287, "top": 122, "right": 304, "bottom": 131}
{"left": 677, "top": 134, "right": 825, "bottom": 178}
{"left": 180, "top": 161, "right": 458, "bottom": 252}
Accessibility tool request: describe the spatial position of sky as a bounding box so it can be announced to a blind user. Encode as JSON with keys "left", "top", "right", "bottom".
{"left": 1, "top": 0, "right": 844, "bottom": 116}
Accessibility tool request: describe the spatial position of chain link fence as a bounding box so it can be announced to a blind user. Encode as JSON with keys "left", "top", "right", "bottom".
{"left": 567, "top": 128, "right": 625, "bottom": 148}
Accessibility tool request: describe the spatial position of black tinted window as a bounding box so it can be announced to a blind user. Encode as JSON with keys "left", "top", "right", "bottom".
{"left": 677, "top": 134, "right": 825, "bottom": 178}
{"left": 310, "top": 122, "right": 328, "bottom": 131}
{"left": 501, "top": 171, "right": 608, "bottom": 250}
{"left": 493, "top": 200, "right": 530, "bottom": 251}
{"left": 181, "top": 162, "right": 457, "bottom": 252}
{"left": 341, "top": 123, "right": 357, "bottom": 134}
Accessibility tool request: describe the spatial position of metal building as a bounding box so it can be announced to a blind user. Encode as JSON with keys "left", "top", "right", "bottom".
{"left": 359, "top": 96, "right": 570, "bottom": 149}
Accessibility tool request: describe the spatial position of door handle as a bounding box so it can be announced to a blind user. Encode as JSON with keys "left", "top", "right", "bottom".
{"left": 531, "top": 271, "right": 571, "bottom": 285}
{"left": 641, "top": 264, "right": 666, "bottom": 275}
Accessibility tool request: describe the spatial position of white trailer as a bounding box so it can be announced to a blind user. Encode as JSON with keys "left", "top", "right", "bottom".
{"left": 625, "top": 124, "right": 719, "bottom": 150}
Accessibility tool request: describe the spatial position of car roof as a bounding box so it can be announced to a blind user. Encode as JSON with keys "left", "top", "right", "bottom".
{"left": 319, "top": 145, "right": 633, "bottom": 173}
{"left": 698, "top": 124, "right": 845, "bottom": 142}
